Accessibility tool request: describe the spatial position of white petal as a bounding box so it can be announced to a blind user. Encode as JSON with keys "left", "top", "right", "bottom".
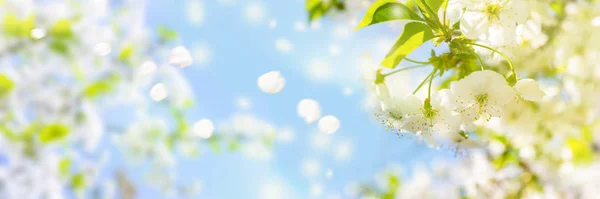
{"left": 515, "top": 79, "right": 545, "bottom": 101}
{"left": 318, "top": 115, "right": 340, "bottom": 134}
{"left": 505, "top": 0, "right": 529, "bottom": 24}
{"left": 487, "top": 22, "right": 516, "bottom": 46}
{"left": 169, "top": 46, "right": 193, "bottom": 68}
{"left": 257, "top": 71, "right": 285, "bottom": 94}
{"left": 93, "top": 42, "right": 112, "bottom": 56}
{"left": 460, "top": 11, "right": 489, "bottom": 39}
{"left": 150, "top": 83, "right": 169, "bottom": 101}
{"left": 458, "top": 139, "right": 488, "bottom": 149}
{"left": 297, "top": 99, "right": 321, "bottom": 123}
{"left": 438, "top": 0, "right": 463, "bottom": 25}
{"left": 193, "top": 119, "right": 214, "bottom": 139}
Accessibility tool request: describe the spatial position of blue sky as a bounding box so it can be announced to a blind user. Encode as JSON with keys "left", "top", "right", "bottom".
{"left": 113, "top": 0, "right": 457, "bottom": 198}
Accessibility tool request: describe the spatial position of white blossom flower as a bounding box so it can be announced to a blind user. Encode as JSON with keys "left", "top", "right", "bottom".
{"left": 377, "top": 88, "right": 421, "bottom": 129}
{"left": 257, "top": 71, "right": 285, "bottom": 94}
{"left": 458, "top": 0, "right": 529, "bottom": 46}
{"left": 402, "top": 91, "right": 461, "bottom": 143}
{"left": 169, "top": 46, "right": 193, "bottom": 68}
{"left": 450, "top": 70, "right": 516, "bottom": 123}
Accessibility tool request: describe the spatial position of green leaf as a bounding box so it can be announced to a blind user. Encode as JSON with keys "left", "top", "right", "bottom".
{"left": 157, "top": 25, "right": 178, "bottom": 41}
{"left": 381, "top": 22, "right": 434, "bottom": 68}
{"left": 567, "top": 138, "right": 594, "bottom": 164}
{"left": 118, "top": 44, "right": 134, "bottom": 63}
{"left": 228, "top": 139, "right": 241, "bottom": 151}
{"left": 414, "top": 0, "right": 443, "bottom": 20}
{"left": 306, "top": 0, "right": 339, "bottom": 22}
{"left": 423, "top": 0, "right": 445, "bottom": 14}
{"left": 355, "top": 0, "right": 422, "bottom": 31}
{"left": 50, "top": 19, "right": 73, "bottom": 39}
{"left": 0, "top": 74, "right": 15, "bottom": 97}
{"left": 208, "top": 136, "right": 221, "bottom": 153}
{"left": 2, "top": 14, "right": 35, "bottom": 37}
{"left": 71, "top": 172, "right": 86, "bottom": 191}
{"left": 58, "top": 157, "right": 72, "bottom": 178}
{"left": 49, "top": 40, "right": 69, "bottom": 55}
{"left": 39, "top": 124, "right": 70, "bottom": 144}
{"left": 83, "top": 80, "right": 113, "bottom": 99}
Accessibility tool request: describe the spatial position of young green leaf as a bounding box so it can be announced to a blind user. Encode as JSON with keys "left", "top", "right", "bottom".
{"left": 39, "top": 124, "right": 70, "bottom": 144}
{"left": 71, "top": 172, "right": 87, "bottom": 191}
{"left": 50, "top": 19, "right": 73, "bottom": 39}
{"left": 381, "top": 22, "right": 434, "bottom": 69}
{"left": 83, "top": 80, "right": 113, "bottom": 99}
{"left": 2, "top": 14, "right": 35, "bottom": 38}
{"left": 567, "top": 138, "right": 594, "bottom": 164}
{"left": 0, "top": 74, "right": 15, "bottom": 97}
{"left": 355, "top": 0, "right": 422, "bottom": 31}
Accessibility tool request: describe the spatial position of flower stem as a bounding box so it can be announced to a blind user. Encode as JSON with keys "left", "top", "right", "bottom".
{"left": 428, "top": 69, "right": 437, "bottom": 99}
{"left": 383, "top": 65, "right": 427, "bottom": 77}
{"left": 471, "top": 43, "right": 515, "bottom": 74}
{"left": 404, "top": 57, "right": 431, "bottom": 65}
{"left": 413, "top": 69, "right": 436, "bottom": 95}
{"left": 475, "top": 53, "right": 485, "bottom": 71}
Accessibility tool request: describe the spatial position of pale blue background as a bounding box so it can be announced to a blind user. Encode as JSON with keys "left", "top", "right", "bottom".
{"left": 107, "top": 0, "right": 455, "bottom": 198}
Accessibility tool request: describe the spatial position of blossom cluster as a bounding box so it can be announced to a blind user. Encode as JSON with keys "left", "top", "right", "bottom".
{"left": 332, "top": 0, "right": 600, "bottom": 198}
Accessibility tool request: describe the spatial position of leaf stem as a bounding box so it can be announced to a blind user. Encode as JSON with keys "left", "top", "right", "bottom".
{"left": 383, "top": 65, "right": 427, "bottom": 77}
{"left": 413, "top": 69, "right": 436, "bottom": 95}
{"left": 474, "top": 53, "right": 485, "bottom": 71}
{"left": 404, "top": 58, "right": 431, "bottom": 65}
{"left": 428, "top": 69, "right": 437, "bottom": 99}
{"left": 471, "top": 43, "right": 515, "bottom": 74}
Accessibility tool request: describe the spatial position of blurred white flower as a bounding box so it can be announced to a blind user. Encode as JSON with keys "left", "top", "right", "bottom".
{"left": 276, "top": 129, "right": 295, "bottom": 143}
{"left": 244, "top": 2, "right": 266, "bottom": 23}
{"left": 193, "top": 119, "right": 214, "bottom": 139}
{"left": 93, "top": 42, "right": 112, "bottom": 56}
{"left": 318, "top": 115, "right": 340, "bottom": 134}
{"left": 257, "top": 71, "right": 285, "bottom": 94}
{"left": 193, "top": 44, "right": 212, "bottom": 67}
{"left": 294, "top": 21, "right": 307, "bottom": 32}
{"left": 307, "top": 59, "right": 332, "bottom": 81}
{"left": 169, "top": 46, "right": 193, "bottom": 68}
{"left": 275, "top": 38, "right": 294, "bottom": 53}
{"left": 301, "top": 158, "right": 322, "bottom": 178}
{"left": 268, "top": 19, "right": 277, "bottom": 28}
{"left": 310, "top": 183, "right": 324, "bottom": 198}
{"left": 329, "top": 44, "right": 341, "bottom": 56}
{"left": 236, "top": 96, "right": 252, "bottom": 110}
{"left": 150, "top": 83, "right": 169, "bottom": 101}
{"left": 334, "top": 140, "right": 353, "bottom": 161}
{"left": 140, "top": 60, "right": 157, "bottom": 76}
{"left": 187, "top": 0, "right": 205, "bottom": 25}
{"left": 260, "top": 179, "right": 288, "bottom": 199}
{"left": 297, "top": 98, "right": 322, "bottom": 123}
{"left": 243, "top": 141, "right": 272, "bottom": 160}
{"left": 30, "top": 28, "right": 46, "bottom": 39}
